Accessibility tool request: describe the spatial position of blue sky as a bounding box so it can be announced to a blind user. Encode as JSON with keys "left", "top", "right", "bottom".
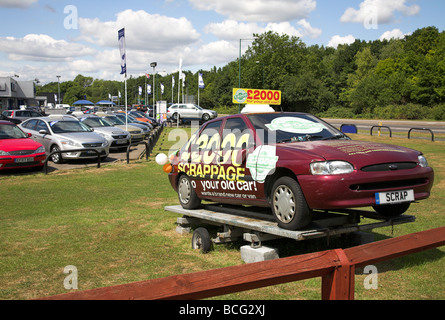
{"left": 0, "top": 0, "right": 444, "bottom": 84}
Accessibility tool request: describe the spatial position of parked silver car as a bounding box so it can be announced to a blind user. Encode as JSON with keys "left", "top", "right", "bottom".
{"left": 100, "top": 115, "right": 145, "bottom": 142}
{"left": 167, "top": 104, "right": 217, "bottom": 121}
{"left": 20, "top": 117, "right": 109, "bottom": 163}
{"left": 78, "top": 116, "right": 130, "bottom": 150}
{"left": 2, "top": 110, "right": 44, "bottom": 122}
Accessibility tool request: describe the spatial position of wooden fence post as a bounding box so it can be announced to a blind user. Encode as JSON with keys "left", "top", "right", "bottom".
{"left": 321, "top": 249, "right": 355, "bottom": 300}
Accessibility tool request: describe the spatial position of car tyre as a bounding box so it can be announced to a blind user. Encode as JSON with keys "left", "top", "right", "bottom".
{"left": 202, "top": 113, "right": 210, "bottom": 121}
{"left": 192, "top": 227, "right": 212, "bottom": 253}
{"left": 178, "top": 175, "right": 201, "bottom": 209}
{"left": 50, "top": 145, "right": 63, "bottom": 164}
{"left": 271, "top": 177, "right": 311, "bottom": 230}
{"left": 172, "top": 113, "right": 179, "bottom": 121}
{"left": 373, "top": 202, "right": 411, "bottom": 217}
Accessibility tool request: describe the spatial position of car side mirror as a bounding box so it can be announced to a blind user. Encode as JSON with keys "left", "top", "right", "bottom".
{"left": 27, "top": 132, "right": 32, "bottom": 138}
{"left": 39, "top": 130, "right": 48, "bottom": 135}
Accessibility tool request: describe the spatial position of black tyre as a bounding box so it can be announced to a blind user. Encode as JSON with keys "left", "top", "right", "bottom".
{"left": 192, "top": 227, "right": 212, "bottom": 253}
{"left": 50, "top": 145, "right": 63, "bottom": 164}
{"left": 177, "top": 175, "right": 201, "bottom": 209}
{"left": 373, "top": 202, "right": 411, "bottom": 217}
{"left": 270, "top": 177, "right": 311, "bottom": 230}
{"left": 202, "top": 113, "right": 210, "bottom": 121}
{"left": 172, "top": 113, "right": 179, "bottom": 121}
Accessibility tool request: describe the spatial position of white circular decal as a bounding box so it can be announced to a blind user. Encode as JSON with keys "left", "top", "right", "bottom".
{"left": 265, "top": 117, "right": 326, "bottom": 134}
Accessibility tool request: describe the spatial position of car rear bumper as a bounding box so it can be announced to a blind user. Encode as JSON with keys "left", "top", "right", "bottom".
{"left": 298, "top": 167, "right": 434, "bottom": 209}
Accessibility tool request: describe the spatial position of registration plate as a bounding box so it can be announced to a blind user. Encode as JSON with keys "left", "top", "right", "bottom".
{"left": 15, "top": 157, "right": 34, "bottom": 163}
{"left": 375, "top": 189, "right": 415, "bottom": 205}
{"left": 116, "top": 139, "right": 127, "bottom": 144}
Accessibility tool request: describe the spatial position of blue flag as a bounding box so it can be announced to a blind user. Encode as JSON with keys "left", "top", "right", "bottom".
{"left": 198, "top": 73, "right": 205, "bottom": 89}
{"left": 118, "top": 28, "right": 126, "bottom": 75}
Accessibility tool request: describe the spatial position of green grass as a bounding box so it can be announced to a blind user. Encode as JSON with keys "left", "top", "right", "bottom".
{"left": 0, "top": 129, "right": 444, "bottom": 300}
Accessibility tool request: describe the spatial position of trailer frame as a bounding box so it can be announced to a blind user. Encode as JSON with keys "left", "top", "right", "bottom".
{"left": 165, "top": 204, "right": 415, "bottom": 256}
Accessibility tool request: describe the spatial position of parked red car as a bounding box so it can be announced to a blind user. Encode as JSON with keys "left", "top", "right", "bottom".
{"left": 168, "top": 112, "right": 434, "bottom": 230}
{"left": 0, "top": 120, "right": 46, "bottom": 171}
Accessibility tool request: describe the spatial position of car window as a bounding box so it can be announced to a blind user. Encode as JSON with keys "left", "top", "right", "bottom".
{"left": 50, "top": 121, "right": 92, "bottom": 133}
{"left": 247, "top": 113, "right": 343, "bottom": 145}
{"left": 30, "top": 111, "right": 42, "bottom": 117}
{"left": 0, "top": 124, "right": 28, "bottom": 139}
{"left": 36, "top": 120, "right": 49, "bottom": 132}
{"left": 22, "top": 119, "right": 38, "bottom": 130}
{"left": 222, "top": 117, "right": 255, "bottom": 154}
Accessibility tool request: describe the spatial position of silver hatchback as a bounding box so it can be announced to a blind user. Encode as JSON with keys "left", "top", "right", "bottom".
{"left": 20, "top": 117, "right": 110, "bottom": 163}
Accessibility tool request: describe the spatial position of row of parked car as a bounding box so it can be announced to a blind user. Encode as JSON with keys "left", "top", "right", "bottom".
{"left": 0, "top": 109, "right": 158, "bottom": 171}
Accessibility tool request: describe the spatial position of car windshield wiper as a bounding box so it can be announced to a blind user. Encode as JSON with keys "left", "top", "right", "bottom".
{"left": 322, "top": 133, "right": 349, "bottom": 140}
{"left": 277, "top": 135, "right": 324, "bottom": 143}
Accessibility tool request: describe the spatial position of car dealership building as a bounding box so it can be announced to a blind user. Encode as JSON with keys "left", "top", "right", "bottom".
{"left": 0, "top": 77, "right": 46, "bottom": 112}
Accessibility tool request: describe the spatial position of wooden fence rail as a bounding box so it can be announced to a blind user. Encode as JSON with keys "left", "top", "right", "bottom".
{"left": 38, "top": 226, "right": 445, "bottom": 300}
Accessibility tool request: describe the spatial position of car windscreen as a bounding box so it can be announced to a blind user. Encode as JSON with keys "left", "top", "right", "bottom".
{"left": 247, "top": 113, "right": 346, "bottom": 145}
{"left": 0, "top": 124, "right": 28, "bottom": 139}
{"left": 104, "top": 116, "right": 125, "bottom": 125}
{"left": 49, "top": 121, "right": 92, "bottom": 133}
{"left": 81, "top": 117, "right": 112, "bottom": 127}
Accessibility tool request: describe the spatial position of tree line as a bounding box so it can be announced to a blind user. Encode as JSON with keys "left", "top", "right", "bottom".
{"left": 37, "top": 26, "right": 445, "bottom": 120}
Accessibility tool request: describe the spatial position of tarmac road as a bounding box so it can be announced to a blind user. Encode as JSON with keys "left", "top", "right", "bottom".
{"left": 0, "top": 144, "right": 147, "bottom": 177}
{"left": 324, "top": 118, "right": 445, "bottom": 134}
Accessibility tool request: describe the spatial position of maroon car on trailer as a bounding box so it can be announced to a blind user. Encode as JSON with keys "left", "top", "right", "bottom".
{"left": 168, "top": 112, "right": 434, "bottom": 231}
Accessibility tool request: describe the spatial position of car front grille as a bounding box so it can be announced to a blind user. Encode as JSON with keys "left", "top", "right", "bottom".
{"left": 8, "top": 150, "right": 36, "bottom": 156}
{"left": 361, "top": 162, "right": 417, "bottom": 172}
{"left": 82, "top": 143, "right": 102, "bottom": 148}
{"left": 112, "top": 135, "right": 128, "bottom": 139}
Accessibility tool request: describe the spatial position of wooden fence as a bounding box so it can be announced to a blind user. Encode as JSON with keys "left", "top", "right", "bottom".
{"left": 38, "top": 226, "right": 445, "bottom": 300}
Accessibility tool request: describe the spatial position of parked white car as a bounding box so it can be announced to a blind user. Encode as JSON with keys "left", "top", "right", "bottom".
{"left": 167, "top": 104, "right": 217, "bottom": 121}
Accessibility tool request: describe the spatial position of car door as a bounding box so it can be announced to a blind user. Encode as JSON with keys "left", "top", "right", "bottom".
{"left": 35, "top": 120, "right": 52, "bottom": 153}
{"left": 219, "top": 117, "right": 259, "bottom": 202}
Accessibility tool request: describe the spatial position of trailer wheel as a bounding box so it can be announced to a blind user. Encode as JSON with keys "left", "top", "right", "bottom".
{"left": 192, "top": 227, "right": 212, "bottom": 253}
{"left": 271, "top": 177, "right": 311, "bottom": 230}
{"left": 178, "top": 175, "right": 201, "bottom": 209}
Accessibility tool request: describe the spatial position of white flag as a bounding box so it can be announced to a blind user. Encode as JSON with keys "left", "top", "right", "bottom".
{"left": 138, "top": 86, "right": 142, "bottom": 96}
{"left": 172, "top": 76, "right": 175, "bottom": 88}
{"left": 161, "top": 83, "right": 164, "bottom": 95}
{"left": 118, "top": 28, "right": 126, "bottom": 75}
{"left": 147, "top": 84, "right": 151, "bottom": 95}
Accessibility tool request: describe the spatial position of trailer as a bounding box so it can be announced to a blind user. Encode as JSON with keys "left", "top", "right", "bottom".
{"left": 164, "top": 204, "right": 415, "bottom": 262}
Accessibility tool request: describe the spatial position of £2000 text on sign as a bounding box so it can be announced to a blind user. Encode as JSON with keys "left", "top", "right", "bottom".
{"left": 233, "top": 88, "right": 281, "bottom": 105}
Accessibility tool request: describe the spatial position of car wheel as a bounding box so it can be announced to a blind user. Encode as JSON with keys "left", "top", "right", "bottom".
{"left": 373, "top": 202, "right": 411, "bottom": 217}
{"left": 202, "top": 113, "right": 210, "bottom": 121}
{"left": 271, "top": 177, "right": 311, "bottom": 230}
{"left": 192, "top": 227, "right": 212, "bottom": 253}
{"left": 172, "top": 113, "right": 179, "bottom": 121}
{"left": 50, "top": 145, "right": 63, "bottom": 164}
{"left": 178, "top": 175, "right": 201, "bottom": 209}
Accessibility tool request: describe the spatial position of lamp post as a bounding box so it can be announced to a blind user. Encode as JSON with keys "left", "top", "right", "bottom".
{"left": 56, "top": 75, "right": 61, "bottom": 106}
{"left": 150, "top": 62, "right": 157, "bottom": 119}
{"left": 238, "top": 38, "right": 256, "bottom": 113}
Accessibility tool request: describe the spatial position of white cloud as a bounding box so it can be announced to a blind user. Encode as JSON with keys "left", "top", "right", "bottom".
{"left": 0, "top": 0, "right": 37, "bottom": 8}
{"left": 327, "top": 35, "right": 356, "bottom": 48}
{"left": 189, "top": 0, "right": 316, "bottom": 22}
{"left": 341, "top": 0, "right": 420, "bottom": 25}
{"left": 0, "top": 34, "right": 96, "bottom": 61}
{"left": 78, "top": 9, "right": 200, "bottom": 51}
{"left": 205, "top": 19, "right": 321, "bottom": 41}
{"left": 379, "top": 28, "right": 410, "bottom": 41}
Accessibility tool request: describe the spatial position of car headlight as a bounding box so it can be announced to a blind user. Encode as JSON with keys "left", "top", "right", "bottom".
{"left": 35, "top": 146, "right": 45, "bottom": 154}
{"left": 61, "top": 140, "right": 81, "bottom": 147}
{"left": 418, "top": 155, "right": 428, "bottom": 168}
{"left": 0, "top": 150, "right": 10, "bottom": 156}
{"left": 102, "top": 140, "right": 109, "bottom": 147}
{"left": 310, "top": 161, "right": 354, "bottom": 175}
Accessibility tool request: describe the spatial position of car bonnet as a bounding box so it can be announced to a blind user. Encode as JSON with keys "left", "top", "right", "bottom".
{"left": 276, "top": 140, "right": 420, "bottom": 167}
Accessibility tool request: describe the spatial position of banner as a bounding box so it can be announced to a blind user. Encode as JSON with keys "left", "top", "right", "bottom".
{"left": 138, "top": 86, "right": 142, "bottom": 96}
{"left": 118, "top": 28, "right": 126, "bottom": 75}
{"left": 147, "top": 84, "right": 151, "bottom": 95}
{"left": 232, "top": 88, "right": 281, "bottom": 105}
{"left": 198, "top": 73, "right": 205, "bottom": 89}
{"left": 172, "top": 75, "right": 175, "bottom": 88}
{"left": 160, "top": 83, "right": 164, "bottom": 95}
